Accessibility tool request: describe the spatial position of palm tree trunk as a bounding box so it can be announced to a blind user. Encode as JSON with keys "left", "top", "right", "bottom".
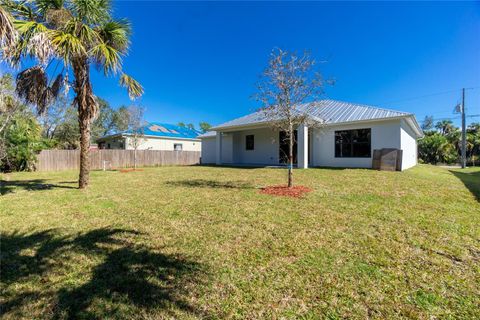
{"left": 73, "top": 58, "right": 96, "bottom": 189}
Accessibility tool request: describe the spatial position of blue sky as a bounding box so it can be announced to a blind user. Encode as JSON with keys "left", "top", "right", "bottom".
{"left": 3, "top": 1, "right": 480, "bottom": 127}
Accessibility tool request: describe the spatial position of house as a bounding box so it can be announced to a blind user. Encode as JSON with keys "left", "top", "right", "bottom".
{"left": 199, "top": 100, "right": 423, "bottom": 170}
{"left": 97, "top": 122, "right": 202, "bottom": 151}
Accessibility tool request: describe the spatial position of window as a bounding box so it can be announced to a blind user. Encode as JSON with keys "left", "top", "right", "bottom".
{"left": 335, "top": 129, "right": 371, "bottom": 158}
{"left": 174, "top": 143, "right": 183, "bottom": 151}
{"left": 246, "top": 135, "right": 254, "bottom": 150}
{"left": 107, "top": 143, "right": 111, "bottom": 149}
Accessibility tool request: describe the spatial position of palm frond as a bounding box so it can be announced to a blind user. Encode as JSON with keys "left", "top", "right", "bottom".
{"left": 36, "top": 0, "right": 64, "bottom": 15}
{"left": 1, "top": 0, "right": 36, "bottom": 20}
{"left": 49, "top": 29, "right": 86, "bottom": 61}
{"left": 0, "top": 5, "right": 17, "bottom": 48}
{"left": 119, "top": 73, "right": 143, "bottom": 100}
{"left": 50, "top": 73, "right": 64, "bottom": 97}
{"left": 71, "top": 0, "right": 111, "bottom": 25}
{"left": 16, "top": 66, "right": 49, "bottom": 114}
{"left": 97, "top": 19, "right": 130, "bottom": 52}
{"left": 90, "top": 42, "right": 122, "bottom": 74}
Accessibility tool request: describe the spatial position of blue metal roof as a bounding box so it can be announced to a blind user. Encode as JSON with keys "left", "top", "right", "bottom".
{"left": 101, "top": 122, "right": 201, "bottom": 140}
{"left": 140, "top": 122, "right": 201, "bottom": 139}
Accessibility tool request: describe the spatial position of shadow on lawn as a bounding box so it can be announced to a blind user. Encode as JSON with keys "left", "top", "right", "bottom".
{"left": 449, "top": 170, "right": 480, "bottom": 202}
{"left": 166, "top": 179, "right": 254, "bottom": 189}
{"left": 0, "top": 179, "right": 77, "bottom": 195}
{"left": 0, "top": 228, "right": 207, "bottom": 319}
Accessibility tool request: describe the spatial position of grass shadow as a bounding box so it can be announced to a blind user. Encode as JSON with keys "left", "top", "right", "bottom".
{"left": 449, "top": 170, "right": 480, "bottom": 202}
{"left": 1, "top": 228, "right": 207, "bottom": 319}
{"left": 0, "top": 179, "right": 77, "bottom": 195}
{"left": 165, "top": 179, "right": 254, "bottom": 189}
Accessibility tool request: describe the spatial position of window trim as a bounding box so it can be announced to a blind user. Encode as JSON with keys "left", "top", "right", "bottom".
{"left": 334, "top": 128, "right": 372, "bottom": 158}
{"left": 174, "top": 143, "right": 183, "bottom": 151}
{"left": 245, "top": 134, "right": 254, "bottom": 151}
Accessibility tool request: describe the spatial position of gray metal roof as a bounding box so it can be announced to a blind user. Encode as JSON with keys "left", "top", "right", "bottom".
{"left": 212, "top": 99, "right": 413, "bottom": 130}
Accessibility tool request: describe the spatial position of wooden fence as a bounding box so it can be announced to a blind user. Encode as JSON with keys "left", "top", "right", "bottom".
{"left": 36, "top": 149, "right": 201, "bottom": 172}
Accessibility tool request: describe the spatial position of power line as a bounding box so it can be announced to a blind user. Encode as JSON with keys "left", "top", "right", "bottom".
{"left": 375, "top": 86, "right": 480, "bottom": 107}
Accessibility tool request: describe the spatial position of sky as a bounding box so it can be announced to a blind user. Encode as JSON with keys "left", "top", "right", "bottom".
{"left": 2, "top": 1, "right": 480, "bottom": 127}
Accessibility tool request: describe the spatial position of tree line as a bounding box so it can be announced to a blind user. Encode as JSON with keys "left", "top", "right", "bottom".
{"left": 419, "top": 116, "right": 480, "bottom": 166}
{"left": 0, "top": 73, "right": 210, "bottom": 172}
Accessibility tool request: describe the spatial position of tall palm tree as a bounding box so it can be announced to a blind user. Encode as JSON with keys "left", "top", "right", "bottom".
{"left": 1, "top": 0, "right": 143, "bottom": 188}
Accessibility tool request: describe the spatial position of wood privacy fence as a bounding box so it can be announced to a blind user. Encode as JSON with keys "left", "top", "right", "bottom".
{"left": 36, "top": 149, "right": 201, "bottom": 172}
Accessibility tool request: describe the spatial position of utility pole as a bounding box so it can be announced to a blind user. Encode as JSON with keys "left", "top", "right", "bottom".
{"left": 461, "top": 88, "right": 466, "bottom": 169}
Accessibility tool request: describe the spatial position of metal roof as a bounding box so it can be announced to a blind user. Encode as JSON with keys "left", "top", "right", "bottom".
{"left": 212, "top": 99, "right": 415, "bottom": 130}
{"left": 99, "top": 122, "right": 202, "bottom": 140}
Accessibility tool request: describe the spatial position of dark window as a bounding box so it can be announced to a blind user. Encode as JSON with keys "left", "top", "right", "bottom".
{"left": 174, "top": 143, "right": 183, "bottom": 151}
{"left": 246, "top": 135, "right": 254, "bottom": 150}
{"left": 107, "top": 143, "right": 111, "bottom": 149}
{"left": 335, "top": 129, "right": 371, "bottom": 158}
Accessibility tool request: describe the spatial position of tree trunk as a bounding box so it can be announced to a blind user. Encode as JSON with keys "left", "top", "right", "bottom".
{"left": 78, "top": 118, "right": 91, "bottom": 188}
{"left": 134, "top": 147, "right": 137, "bottom": 170}
{"left": 73, "top": 58, "right": 96, "bottom": 189}
{"left": 288, "top": 126, "right": 293, "bottom": 188}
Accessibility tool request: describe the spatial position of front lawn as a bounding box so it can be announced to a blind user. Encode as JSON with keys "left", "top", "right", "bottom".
{"left": 1, "top": 165, "right": 479, "bottom": 319}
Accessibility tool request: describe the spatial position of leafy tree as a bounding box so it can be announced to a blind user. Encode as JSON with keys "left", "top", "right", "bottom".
{"left": 177, "top": 122, "right": 186, "bottom": 128}
{"left": 186, "top": 123, "right": 195, "bottom": 130}
{"left": 199, "top": 122, "right": 211, "bottom": 133}
{"left": 435, "top": 120, "right": 455, "bottom": 135}
{"left": 0, "top": 107, "right": 52, "bottom": 171}
{"left": 0, "top": 73, "right": 22, "bottom": 134}
{"left": 254, "top": 48, "right": 331, "bottom": 187}
{"left": 418, "top": 131, "right": 458, "bottom": 165}
{"left": 52, "top": 106, "right": 80, "bottom": 149}
{"left": 2, "top": 0, "right": 143, "bottom": 188}
{"left": 421, "top": 115, "right": 434, "bottom": 131}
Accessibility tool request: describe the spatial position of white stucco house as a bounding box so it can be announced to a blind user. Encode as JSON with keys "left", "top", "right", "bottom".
{"left": 199, "top": 100, "right": 423, "bottom": 170}
{"left": 97, "top": 122, "right": 202, "bottom": 152}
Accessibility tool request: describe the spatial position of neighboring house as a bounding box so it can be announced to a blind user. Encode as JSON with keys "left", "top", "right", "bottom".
{"left": 97, "top": 122, "right": 202, "bottom": 151}
{"left": 199, "top": 100, "right": 423, "bottom": 170}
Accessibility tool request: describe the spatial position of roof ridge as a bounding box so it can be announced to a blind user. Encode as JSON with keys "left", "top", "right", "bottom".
{"left": 319, "top": 99, "right": 411, "bottom": 115}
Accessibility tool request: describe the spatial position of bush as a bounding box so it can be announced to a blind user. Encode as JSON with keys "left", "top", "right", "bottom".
{"left": 1, "top": 112, "right": 51, "bottom": 172}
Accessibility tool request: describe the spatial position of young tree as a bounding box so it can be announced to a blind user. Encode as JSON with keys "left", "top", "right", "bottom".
{"left": 126, "top": 105, "right": 145, "bottom": 170}
{"left": 199, "top": 121, "right": 211, "bottom": 133}
{"left": 254, "top": 48, "right": 331, "bottom": 187}
{"left": 2, "top": 0, "right": 143, "bottom": 188}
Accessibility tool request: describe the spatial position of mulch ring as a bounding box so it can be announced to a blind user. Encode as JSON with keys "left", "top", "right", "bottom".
{"left": 118, "top": 168, "right": 144, "bottom": 173}
{"left": 259, "top": 185, "right": 313, "bottom": 198}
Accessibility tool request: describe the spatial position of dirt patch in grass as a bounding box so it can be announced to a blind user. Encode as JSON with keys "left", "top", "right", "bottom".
{"left": 260, "top": 185, "right": 312, "bottom": 198}
{"left": 118, "top": 168, "right": 144, "bottom": 173}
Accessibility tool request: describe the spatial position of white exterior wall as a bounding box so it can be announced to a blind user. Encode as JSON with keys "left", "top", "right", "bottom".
{"left": 201, "top": 118, "right": 419, "bottom": 170}
{"left": 400, "top": 119, "right": 418, "bottom": 170}
{"left": 201, "top": 134, "right": 233, "bottom": 164}
{"left": 232, "top": 128, "right": 279, "bottom": 165}
{"left": 311, "top": 119, "right": 402, "bottom": 168}
{"left": 201, "top": 137, "right": 216, "bottom": 164}
{"left": 123, "top": 136, "right": 201, "bottom": 151}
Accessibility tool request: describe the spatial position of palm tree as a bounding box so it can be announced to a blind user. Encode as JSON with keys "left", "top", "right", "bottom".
{"left": 435, "top": 120, "right": 455, "bottom": 136}
{"left": 1, "top": 0, "right": 143, "bottom": 188}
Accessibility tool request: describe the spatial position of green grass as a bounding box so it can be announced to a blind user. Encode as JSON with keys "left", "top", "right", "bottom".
{"left": 1, "top": 165, "right": 479, "bottom": 319}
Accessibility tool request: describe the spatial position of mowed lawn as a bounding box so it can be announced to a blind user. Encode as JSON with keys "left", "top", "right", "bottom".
{"left": 1, "top": 165, "right": 479, "bottom": 319}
